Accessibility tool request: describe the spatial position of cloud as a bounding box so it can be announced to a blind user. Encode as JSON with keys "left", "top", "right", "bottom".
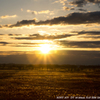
{"left": 0, "top": 41, "right": 43, "bottom": 47}
{"left": 78, "top": 9, "right": 87, "bottom": 11}
{"left": 27, "top": 9, "right": 52, "bottom": 15}
{"left": 50, "top": 11, "right": 54, "bottom": 15}
{"left": 31, "top": 11, "right": 100, "bottom": 25}
{"left": 1, "top": 11, "right": 100, "bottom": 28}
{"left": 9, "top": 19, "right": 36, "bottom": 27}
{"left": 80, "top": 35, "right": 100, "bottom": 39}
{"left": 0, "top": 34, "right": 21, "bottom": 36}
{"left": 53, "top": 0, "right": 68, "bottom": 5}
{"left": 59, "top": 0, "right": 68, "bottom": 5}
{"left": 70, "top": 0, "right": 100, "bottom": 7}
{"left": 21, "top": 8, "right": 23, "bottom": 11}
{"left": 52, "top": 0, "right": 59, "bottom": 4}
{"left": 71, "top": 31, "right": 100, "bottom": 39}
{"left": 72, "top": 31, "right": 100, "bottom": 35}
{"left": 87, "top": 0, "right": 100, "bottom": 3}
{"left": 38, "top": 10, "right": 50, "bottom": 14}
{"left": 63, "top": 6, "right": 75, "bottom": 10}
{"left": 0, "top": 41, "right": 42, "bottom": 47}
{"left": 12, "top": 34, "right": 72, "bottom": 40}
{"left": 14, "top": 42, "right": 42, "bottom": 47}
{"left": 59, "top": 41, "right": 100, "bottom": 48}
{"left": 1, "top": 15, "right": 17, "bottom": 19}
{"left": 27, "top": 9, "right": 51, "bottom": 15}
{"left": 0, "top": 42, "right": 9, "bottom": 46}
{"left": 0, "top": 25, "right": 2, "bottom": 28}
{"left": 7, "top": 34, "right": 22, "bottom": 36}
{"left": 12, "top": 45, "right": 36, "bottom": 47}
{"left": 27, "top": 10, "right": 31, "bottom": 12}
{"left": 27, "top": 10, "right": 37, "bottom": 15}
{"left": 70, "top": 0, "right": 87, "bottom": 7}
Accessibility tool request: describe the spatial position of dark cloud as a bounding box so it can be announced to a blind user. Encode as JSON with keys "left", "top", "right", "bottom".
{"left": 63, "top": 7, "right": 75, "bottom": 10}
{"left": 0, "top": 41, "right": 43, "bottom": 47}
{"left": 8, "top": 34, "right": 21, "bottom": 36}
{"left": 70, "top": 7, "right": 75, "bottom": 10}
{"left": 12, "top": 34, "right": 72, "bottom": 40}
{"left": 0, "top": 25, "right": 2, "bottom": 28}
{"left": 59, "top": 41, "right": 100, "bottom": 48}
{"left": 70, "top": 0, "right": 100, "bottom": 7}
{"left": 9, "top": 20, "right": 36, "bottom": 28}
{"left": 0, "top": 42, "right": 9, "bottom": 46}
{"left": 0, "top": 11, "right": 100, "bottom": 28}
{"left": 80, "top": 36, "right": 100, "bottom": 39}
{"left": 79, "top": 31, "right": 100, "bottom": 35}
{"left": 78, "top": 9, "right": 87, "bottom": 11}
{"left": 12, "top": 42, "right": 42, "bottom": 47}
{"left": 13, "top": 45, "right": 36, "bottom": 47}
{"left": 0, "top": 34, "right": 21, "bottom": 36}
{"left": 8, "top": 34, "right": 13, "bottom": 36}
{"left": 72, "top": 31, "right": 100, "bottom": 35}
{"left": 70, "top": 0, "right": 87, "bottom": 7}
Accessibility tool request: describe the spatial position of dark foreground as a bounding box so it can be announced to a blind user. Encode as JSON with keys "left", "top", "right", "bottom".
{"left": 0, "top": 64, "right": 100, "bottom": 100}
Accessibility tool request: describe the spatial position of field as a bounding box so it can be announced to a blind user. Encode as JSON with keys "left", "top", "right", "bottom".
{"left": 0, "top": 64, "right": 100, "bottom": 100}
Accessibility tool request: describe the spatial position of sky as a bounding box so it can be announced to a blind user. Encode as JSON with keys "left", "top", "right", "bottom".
{"left": 0, "top": 0, "right": 100, "bottom": 65}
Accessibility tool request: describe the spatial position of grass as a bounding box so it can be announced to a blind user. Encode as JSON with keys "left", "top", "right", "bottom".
{"left": 0, "top": 64, "right": 100, "bottom": 100}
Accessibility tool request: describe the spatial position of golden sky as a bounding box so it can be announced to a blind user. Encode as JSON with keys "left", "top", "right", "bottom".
{"left": 0, "top": 0, "right": 100, "bottom": 64}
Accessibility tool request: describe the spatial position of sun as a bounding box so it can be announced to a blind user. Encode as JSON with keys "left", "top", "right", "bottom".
{"left": 39, "top": 44, "right": 51, "bottom": 54}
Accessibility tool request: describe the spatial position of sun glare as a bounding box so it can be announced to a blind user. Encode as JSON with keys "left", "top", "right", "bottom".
{"left": 39, "top": 44, "right": 51, "bottom": 54}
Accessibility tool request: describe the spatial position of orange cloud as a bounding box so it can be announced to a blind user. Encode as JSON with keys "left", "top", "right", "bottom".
{"left": 27, "top": 10, "right": 37, "bottom": 15}
{"left": 53, "top": 0, "right": 67, "bottom": 5}
{"left": 38, "top": 10, "right": 50, "bottom": 14}
{"left": 21, "top": 8, "right": 23, "bottom": 11}
{"left": 1, "top": 15, "right": 17, "bottom": 19}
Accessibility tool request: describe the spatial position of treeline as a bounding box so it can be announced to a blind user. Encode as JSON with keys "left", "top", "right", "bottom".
{"left": 0, "top": 64, "right": 100, "bottom": 72}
